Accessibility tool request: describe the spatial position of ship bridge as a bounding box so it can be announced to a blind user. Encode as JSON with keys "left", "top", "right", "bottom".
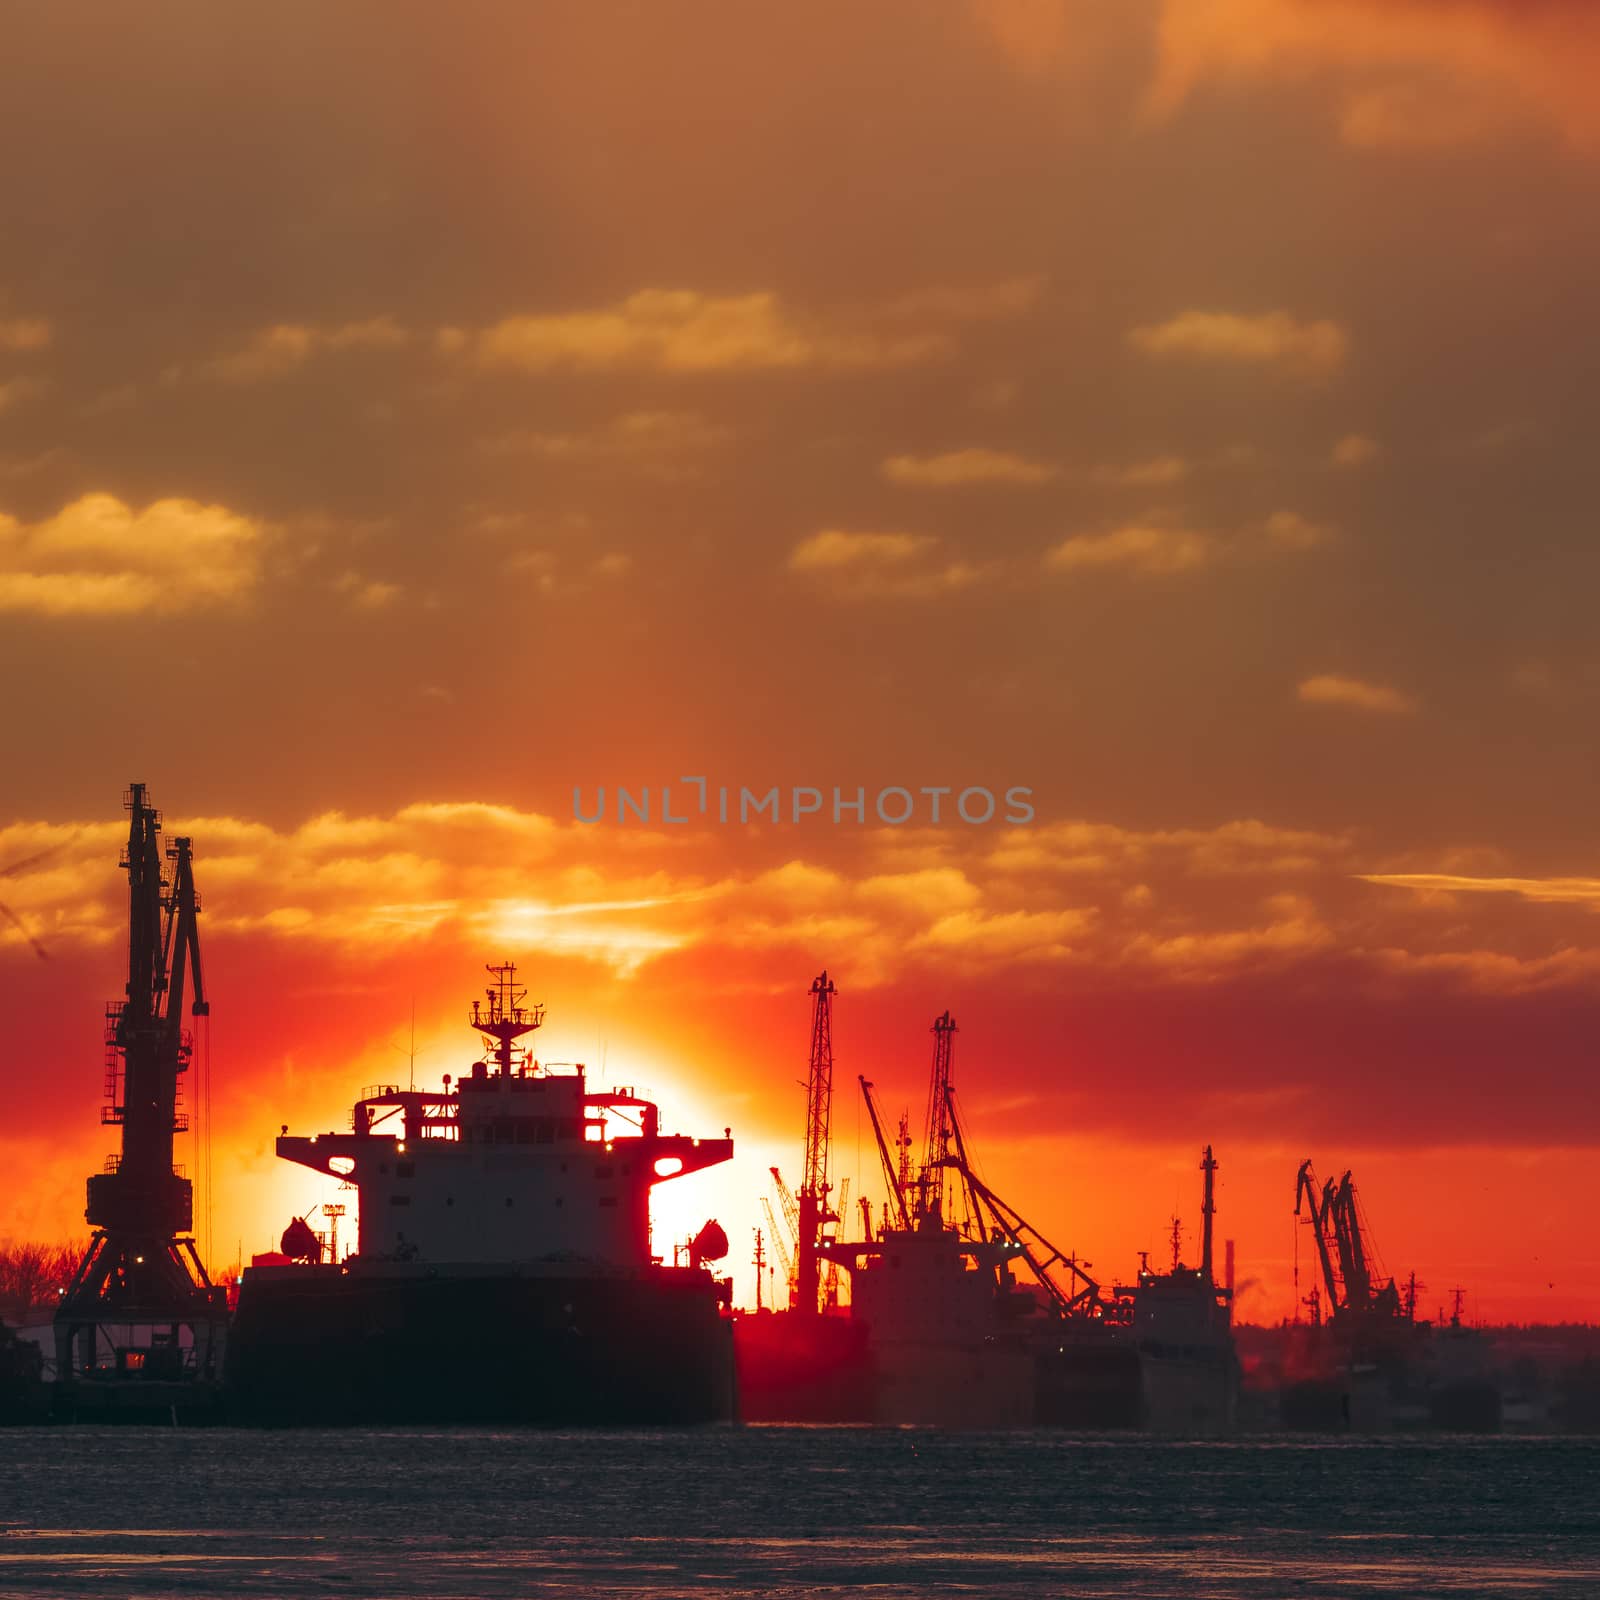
{"left": 274, "top": 965, "right": 731, "bottom": 1268}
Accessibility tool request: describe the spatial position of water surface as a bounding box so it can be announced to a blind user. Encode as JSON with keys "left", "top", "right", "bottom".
{"left": 2, "top": 1428, "right": 1593, "bottom": 1597}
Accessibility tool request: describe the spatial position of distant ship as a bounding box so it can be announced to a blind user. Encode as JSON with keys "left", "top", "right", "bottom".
{"left": 1123, "top": 1149, "right": 1239, "bottom": 1432}
{"left": 1278, "top": 1163, "right": 1502, "bottom": 1432}
{"left": 227, "top": 965, "right": 738, "bottom": 1424}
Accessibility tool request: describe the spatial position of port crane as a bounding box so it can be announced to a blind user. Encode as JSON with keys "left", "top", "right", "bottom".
{"left": 767, "top": 972, "right": 841, "bottom": 1315}
{"left": 771, "top": 1167, "right": 800, "bottom": 1243}
{"left": 939, "top": 1084, "right": 1106, "bottom": 1316}
{"left": 1295, "top": 1160, "right": 1406, "bottom": 1326}
{"left": 792, "top": 971, "right": 838, "bottom": 1315}
{"left": 860, "top": 1075, "right": 911, "bottom": 1230}
{"left": 54, "top": 786, "right": 229, "bottom": 1404}
{"left": 854, "top": 1032, "right": 1111, "bottom": 1322}
{"left": 761, "top": 1197, "right": 795, "bottom": 1299}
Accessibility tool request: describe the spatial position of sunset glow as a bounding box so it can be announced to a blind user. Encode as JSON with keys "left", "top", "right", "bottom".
{"left": 3, "top": 1, "right": 1597, "bottom": 1330}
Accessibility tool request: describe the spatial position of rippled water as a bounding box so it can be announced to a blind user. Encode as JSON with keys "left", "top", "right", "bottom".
{"left": 1, "top": 1428, "right": 1595, "bottom": 1597}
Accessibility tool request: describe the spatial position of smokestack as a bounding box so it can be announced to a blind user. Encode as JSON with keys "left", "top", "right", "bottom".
{"left": 1225, "top": 1238, "right": 1235, "bottom": 1299}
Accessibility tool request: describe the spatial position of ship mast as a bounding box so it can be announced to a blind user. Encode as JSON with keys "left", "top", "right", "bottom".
{"left": 1200, "top": 1144, "right": 1217, "bottom": 1285}
{"left": 469, "top": 962, "right": 543, "bottom": 1077}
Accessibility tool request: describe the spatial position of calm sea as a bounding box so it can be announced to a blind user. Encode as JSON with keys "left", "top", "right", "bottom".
{"left": 1, "top": 1428, "right": 1594, "bottom": 1597}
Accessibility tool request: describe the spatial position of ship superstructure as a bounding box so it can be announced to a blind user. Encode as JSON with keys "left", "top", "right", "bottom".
{"left": 227, "top": 964, "right": 737, "bottom": 1424}
{"left": 276, "top": 964, "right": 729, "bottom": 1267}
{"left": 1125, "top": 1147, "right": 1239, "bottom": 1431}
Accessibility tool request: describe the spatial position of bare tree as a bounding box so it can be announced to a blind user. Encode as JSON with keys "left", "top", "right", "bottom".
{"left": 0, "top": 1241, "right": 81, "bottom": 1321}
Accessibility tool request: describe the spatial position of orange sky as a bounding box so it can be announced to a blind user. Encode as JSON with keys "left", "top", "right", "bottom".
{"left": 3, "top": 1, "right": 1599, "bottom": 1323}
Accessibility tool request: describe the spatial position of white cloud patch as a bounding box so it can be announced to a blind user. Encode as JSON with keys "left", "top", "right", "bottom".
{"left": 467, "top": 289, "right": 951, "bottom": 375}
{"left": 1045, "top": 524, "right": 1216, "bottom": 576}
{"left": 1046, "top": 512, "right": 1332, "bottom": 577}
{"left": 881, "top": 447, "right": 1058, "bottom": 487}
{"left": 1298, "top": 673, "right": 1419, "bottom": 715}
{"left": 1129, "top": 310, "right": 1349, "bottom": 377}
{"left": 1145, "top": 0, "right": 1600, "bottom": 153}
{"left": 788, "top": 529, "right": 987, "bottom": 600}
{"left": 1359, "top": 872, "right": 1600, "bottom": 910}
{"left": 0, "top": 493, "right": 264, "bottom": 617}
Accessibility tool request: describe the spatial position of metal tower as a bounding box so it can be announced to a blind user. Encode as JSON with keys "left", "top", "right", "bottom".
{"left": 1200, "top": 1144, "right": 1217, "bottom": 1285}
{"left": 792, "top": 971, "right": 836, "bottom": 1315}
{"left": 54, "top": 785, "right": 228, "bottom": 1402}
{"left": 916, "top": 1010, "right": 957, "bottom": 1225}
{"left": 469, "top": 962, "right": 544, "bottom": 1077}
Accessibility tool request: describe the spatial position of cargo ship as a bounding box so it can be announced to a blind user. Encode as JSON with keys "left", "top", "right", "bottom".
{"left": 819, "top": 1011, "right": 1142, "bottom": 1428}
{"left": 227, "top": 964, "right": 738, "bottom": 1424}
{"left": 736, "top": 978, "right": 1145, "bottom": 1428}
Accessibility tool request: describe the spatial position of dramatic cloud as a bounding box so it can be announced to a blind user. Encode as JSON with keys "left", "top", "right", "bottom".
{"left": 8, "top": 800, "right": 1590, "bottom": 999}
{"left": 1297, "top": 673, "right": 1419, "bottom": 715}
{"left": 881, "top": 448, "right": 1059, "bottom": 487}
{"left": 1146, "top": 0, "right": 1600, "bottom": 151}
{"left": 1361, "top": 872, "right": 1600, "bottom": 909}
{"left": 1129, "top": 310, "right": 1349, "bottom": 377}
{"left": 0, "top": 494, "right": 263, "bottom": 616}
{"left": 463, "top": 290, "right": 952, "bottom": 376}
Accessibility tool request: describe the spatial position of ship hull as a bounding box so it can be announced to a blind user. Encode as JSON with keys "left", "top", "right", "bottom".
{"left": 869, "top": 1338, "right": 1035, "bottom": 1428}
{"left": 1140, "top": 1351, "right": 1239, "bottom": 1433}
{"left": 1034, "top": 1334, "right": 1144, "bottom": 1429}
{"left": 226, "top": 1262, "right": 735, "bottom": 1425}
{"left": 733, "top": 1310, "right": 875, "bottom": 1422}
